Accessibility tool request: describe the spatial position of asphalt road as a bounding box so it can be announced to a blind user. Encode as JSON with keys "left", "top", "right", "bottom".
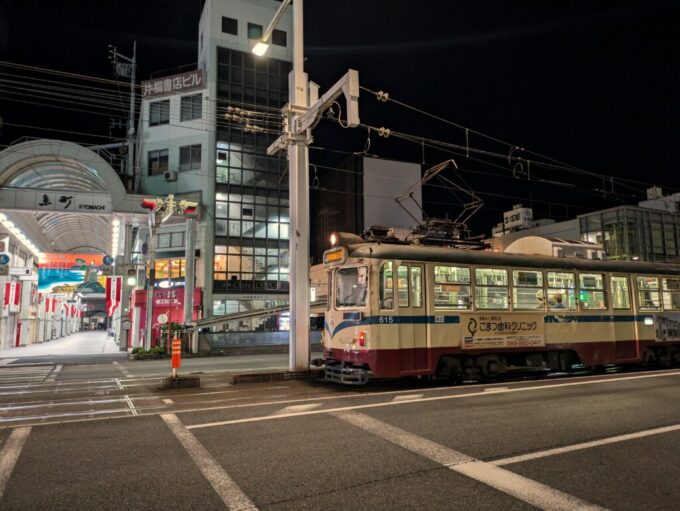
{"left": 1, "top": 356, "right": 679, "bottom": 510}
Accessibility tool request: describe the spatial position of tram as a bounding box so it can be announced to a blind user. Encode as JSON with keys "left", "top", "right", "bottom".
{"left": 321, "top": 232, "right": 680, "bottom": 384}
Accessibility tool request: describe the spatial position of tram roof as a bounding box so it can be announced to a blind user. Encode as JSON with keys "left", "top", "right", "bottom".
{"left": 346, "top": 243, "right": 680, "bottom": 276}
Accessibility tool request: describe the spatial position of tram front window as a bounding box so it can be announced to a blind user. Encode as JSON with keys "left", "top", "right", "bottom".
{"left": 336, "top": 266, "right": 368, "bottom": 308}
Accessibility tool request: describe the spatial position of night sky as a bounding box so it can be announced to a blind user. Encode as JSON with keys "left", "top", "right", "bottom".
{"left": 1, "top": 0, "right": 679, "bottom": 234}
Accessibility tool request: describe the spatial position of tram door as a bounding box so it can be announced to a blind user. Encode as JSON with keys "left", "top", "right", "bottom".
{"left": 397, "top": 264, "right": 428, "bottom": 372}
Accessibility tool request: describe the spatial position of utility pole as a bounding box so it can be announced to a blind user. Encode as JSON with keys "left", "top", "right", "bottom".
{"left": 108, "top": 41, "right": 137, "bottom": 184}
{"left": 255, "top": 0, "right": 360, "bottom": 371}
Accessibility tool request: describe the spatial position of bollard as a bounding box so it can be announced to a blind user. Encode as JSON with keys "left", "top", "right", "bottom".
{"left": 171, "top": 337, "right": 181, "bottom": 379}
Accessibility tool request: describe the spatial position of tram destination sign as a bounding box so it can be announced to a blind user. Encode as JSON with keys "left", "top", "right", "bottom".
{"left": 462, "top": 313, "right": 545, "bottom": 349}
{"left": 0, "top": 188, "right": 112, "bottom": 214}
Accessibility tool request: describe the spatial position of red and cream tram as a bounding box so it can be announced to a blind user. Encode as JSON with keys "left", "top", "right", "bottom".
{"left": 321, "top": 232, "right": 680, "bottom": 384}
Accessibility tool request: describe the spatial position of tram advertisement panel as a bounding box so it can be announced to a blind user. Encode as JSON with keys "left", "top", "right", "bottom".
{"left": 462, "top": 314, "right": 545, "bottom": 349}
{"left": 655, "top": 314, "right": 680, "bottom": 342}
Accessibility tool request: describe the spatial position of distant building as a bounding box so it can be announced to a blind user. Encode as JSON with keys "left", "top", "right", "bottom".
{"left": 490, "top": 187, "right": 680, "bottom": 263}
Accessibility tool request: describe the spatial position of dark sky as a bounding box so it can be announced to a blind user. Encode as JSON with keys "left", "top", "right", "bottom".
{"left": 1, "top": 0, "right": 680, "bottom": 231}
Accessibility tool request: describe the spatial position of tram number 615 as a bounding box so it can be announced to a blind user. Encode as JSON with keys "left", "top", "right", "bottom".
{"left": 378, "top": 316, "right": 394, "bottom": 324}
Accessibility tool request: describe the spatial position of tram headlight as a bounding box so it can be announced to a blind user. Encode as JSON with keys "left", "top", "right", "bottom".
{"left": 330, "top": 232, "right": 338, "bottom": 247}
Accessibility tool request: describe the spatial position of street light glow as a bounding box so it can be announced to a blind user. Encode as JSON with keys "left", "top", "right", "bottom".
{"left": 252, "top": 41, "right": 270, "bottom": 56}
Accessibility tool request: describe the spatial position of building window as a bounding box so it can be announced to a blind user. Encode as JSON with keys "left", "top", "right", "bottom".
{"left": 180, "top": 94, "right": 202, "bottom": 121}
{"left": 149, "top": 100, "right": 169, "bottom": 126}
{"left": 179, "top": 144, "right": 201, "bottom": 172}
{"left": 148, "top": 149, "right": 168, "bottom": 176}
{"left": 247, "top": 23, "right": 263, "bottom": 39}
{"left": 272, "top": 29, "right": 287, "bottom": 47}
{"left": 222, "top": 16, "right": 238, "bottom": 35}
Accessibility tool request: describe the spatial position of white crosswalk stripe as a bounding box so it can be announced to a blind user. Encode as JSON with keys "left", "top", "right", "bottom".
{"left": 0, "top": 364, "right": 55, "bottom": 384}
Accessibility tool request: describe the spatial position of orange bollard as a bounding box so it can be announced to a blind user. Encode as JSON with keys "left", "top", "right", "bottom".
{"left": 171, "top": 338, "right": 182, "bottom": 378}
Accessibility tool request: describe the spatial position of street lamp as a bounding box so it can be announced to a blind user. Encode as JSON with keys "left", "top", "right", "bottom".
{"left": 255, "top": 0, "right": 360, "bottom": 372}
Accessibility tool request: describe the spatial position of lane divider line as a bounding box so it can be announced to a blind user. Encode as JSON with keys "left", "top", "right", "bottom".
{"left": 186, "top": 370, "right": 680, "bottom": 430}
{"left": 124, "top": 395, "right": 138, "bottom": 416}
{"left": 271, "top": 403, "right": 322, "bottom": 415}
{"left": 393, "top": 393, "right": 424, "bottom": 402}
{"left": 493, "top": 422, "right": 680, "bottom": 466}
{"left": 0, "top": 426, "right": 31, "bottom": 498}
{"left": 161, "top": 414, "right": 258, "bottom": 511}
{"left": 334, "top": 410, "right": 607, "bottom": 511}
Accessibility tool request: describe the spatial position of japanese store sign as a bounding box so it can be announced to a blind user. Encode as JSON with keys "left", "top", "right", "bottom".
{"left": 141, "top": 70, "right": 206, "bottom": 98}
{"left": 462, "top": 314, "right": 545, "bottom": 349}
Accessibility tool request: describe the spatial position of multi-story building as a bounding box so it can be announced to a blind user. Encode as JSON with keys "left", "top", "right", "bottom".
{"left": 137, "top": 0, "right": 293, "bottom": 326}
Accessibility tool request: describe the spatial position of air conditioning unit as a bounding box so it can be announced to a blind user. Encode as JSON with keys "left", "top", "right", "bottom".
{"left": 163, "top": 170, "right": 177, "bottom": 182}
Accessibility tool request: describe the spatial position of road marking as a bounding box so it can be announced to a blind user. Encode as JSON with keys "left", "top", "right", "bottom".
{"left": 393, "top": 393, "right": 424, "bottom": 402}
{"left": 124, "top": 395, "right": 138, "bottom": 416}
{"left": 334, "top": 410, "right": 606, "bottom": 511}
{"left": 46, "top": 364, "right": 63, "bottom": 382}
{"left": 484, "top": 386, "right": 509, "bottom": 392}
{"left": 0, "top": 427, "right": 31, "bottom": 498}
{"left": 163, "top": 399, "right": 174, "bottom": 404}
{"left": 0, "top": 359, "right": 17, "bottom": 366}
{"left": 494, "top": 422, "right": 680, "bottom": 466}
{"left": 161, "top": 414, "right": 258, "bottom": 511}
{"left": 271, "top": 403, "right": 322, "bottom": 415}
{"left": 186, "top": 370, "right": 680, "bottom": 430}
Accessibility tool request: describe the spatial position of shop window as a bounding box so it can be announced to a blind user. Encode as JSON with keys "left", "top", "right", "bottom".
{"left": 578, "top": 273, "right": 607, "bottom": 310}
{"left": 433, "top": 265, "right": 470, "bottom": 309}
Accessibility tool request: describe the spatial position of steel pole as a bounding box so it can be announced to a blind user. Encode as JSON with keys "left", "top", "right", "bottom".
{"left": 183, "top": 218, "right": 196, "bottom": 351}
{"left": 144, "top": 219, "right": 155, "bottom": 350}
{"left": 288, "top": 0, "right": 310, "bottom": 371}
{"left": 128, "top": 41, "right": 137, "bottom": 181}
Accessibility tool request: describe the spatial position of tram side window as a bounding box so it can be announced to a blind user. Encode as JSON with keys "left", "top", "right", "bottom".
{"left": 397, "top": 265, "right": 409, "bottom": 307}
{"left": 411, "top": 267, "right": 423, "bottom": 308}
{"left": 380, "top": 262, "right": 394, "bottom": 309}
{"left": 335, "top": 266, "right": 368, "bottom": 308}
{"left": 610, "top": 276, "right": 631, "bottom": 310}
{"left": 512, "top": 270, "right": 544, "bottom": 310}
{"left": 546, "top": 272, "right": 577, "bottom": 310}
{"left": 662, "top": 278, "right": 680, "bottom": 311}
{"left": 578, "top": 273, "right": 607, "bottom": 310}
{"left": 636, "top": 276, "right": 661, "bottom": 311}
{"left": 433, "top": 265, "right": 471, "bottom": 309}
{"left": 475, "top": 268, "right": 509, "bottom": 310}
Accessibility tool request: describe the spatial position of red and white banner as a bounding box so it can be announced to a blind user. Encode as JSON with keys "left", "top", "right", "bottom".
{"left": 106, "top": 276, "right": 122, "bottom": 317}
{"left": 4, "top": 282, "right": 21, "bottom": 313}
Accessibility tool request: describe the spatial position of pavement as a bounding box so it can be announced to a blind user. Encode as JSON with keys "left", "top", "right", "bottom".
{"left": 1, "top": 368, "right": 680, "bottom": 509}
{"left": 0, "top": 331, "right": 120, "bottom": 359}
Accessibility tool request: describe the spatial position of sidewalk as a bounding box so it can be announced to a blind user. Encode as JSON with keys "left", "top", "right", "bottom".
{"left": 0, "top": 331, "right": 120, "bottom": 359}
